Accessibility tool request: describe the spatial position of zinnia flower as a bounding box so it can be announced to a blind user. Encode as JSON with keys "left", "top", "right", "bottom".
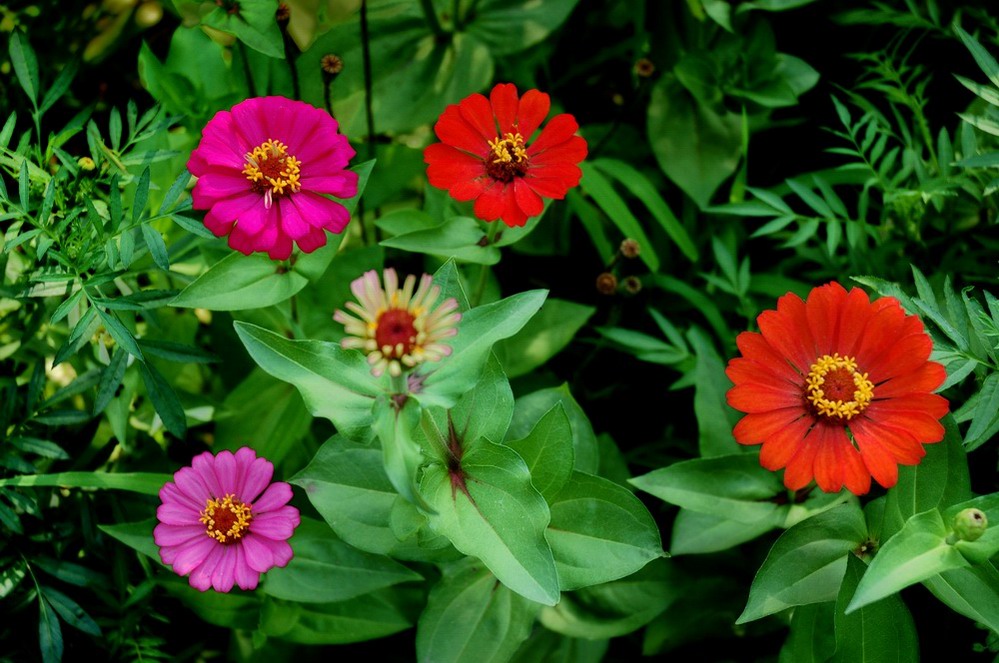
{"left": 154, "top": 447, "right": 300, "bottom": 592}
{"left": 424, "top": 82, "right": 587, "bottom": 228}
{"left": 187, "top": 96, "right": 358, "bottom": 260}
{"left": 333, "top": 269, "right": 461, "bottom": 377}
{"left": 726, "top": 282, "right": 949, "bottom": 495}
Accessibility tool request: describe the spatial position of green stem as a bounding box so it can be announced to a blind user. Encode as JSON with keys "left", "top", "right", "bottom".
{"left": 419, "top": 0, "right": 446, "bottom": 37}
{"left": 359, "top": 0, "right": 376, "bottom": 246}
{"left": 237, "top": 41, "right": 258, "bottom": 98}
{"left": 471, "top": 223, "right": 501, "bottom": 307}
{"left": 390, "top": 372, "right": 408, "bottom": 397}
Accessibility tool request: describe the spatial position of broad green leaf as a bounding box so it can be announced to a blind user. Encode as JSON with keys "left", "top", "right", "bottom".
{"left": 832, "top": 555, "right": 919, "bottom": 663}
{"left": 630, "top": 454, "right": 784, "bottom": 524}
{"left": 547, "top": 471, "right": 663, "bottom": 590}
{"left": 540, "top": 559, "right": 678, "bottom": 639}
{"left": 380, "top": 215, "right": 500, "bottom": 265}
{"left": 233, "top": 322, "right": 382, "bottom": 441}
{"left": 99, "top": 518, "right": 160, "bottom": 560}
{"left": 848, "top": 509, "right": 966, "bottom": 613}
{"left": 738, "top": 503, "right": 868, "bottom": 623}
{"left": 0, "top": 473, "right": 170, "bottom": 495}
{"left": 688, "top": 326, "right": 741, "bottom": 456}
{"left": 171, "top": 253, "right": 309, "bottom": 311}
{"left": 578, "top": 162, "right": 659, "bottom": 272}
{"left": 923, "top": 561, "right": 999, "bottom": 634}
{"left": 259, "top": 590, "right": 416, "bottom": 644}
{"left": 647, "top": 78, "right": 742, "bottom": 209}
{"left": 263, "top": 519, "right": 421, "bottom": 603}
{"left": 954, "top": 24, "right": 999, "bottom": 89}
{"left": 779, "top": 603, "right": 836, "bottom": 663}
{"left": 290, "top": 437, "right": 455, "bottom": 562}
{"left": 506, "top": 404, "right": 574, "bottom": 501}
{"left": 375, "top": 397, "right": 427, "bottom": 508}
{"left": 162, "top": 577, "right": 261, "bottom": 630}
{"left": 591, "top": 158, "right": 698, "bottom": 261}
{"left": 670, "top": 508, "right": 781, "bottom": 555}
{"left": 9, "top": 31, "right": 39, "bottom": 105}
{"left": 418, "top": 290, "right": 547, "bottom": 408}
{"left": 202, "top": 1, "right": 284, "bottom": 58}
{"left": 464, "top": 0, "right": 581, "bottom": 55}
{"left": 508, "top": 385, "right": 599, "bottom": 475}
{"left": 416, "top": 559, "right": 539, "bottom": 663}
{"left": 422, "top": 439, "right": 559, "bottom": 606}
{"left": 512, "top": 629, "right": 609, "bottom": 663}
{"left": 495, "top": 298, "right": 595, "bottom": 378}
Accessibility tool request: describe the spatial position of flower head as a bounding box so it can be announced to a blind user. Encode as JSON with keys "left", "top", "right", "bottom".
{"left": 334, "top": 269, "right": 461, "bottom": 377}
{"left": 154, "top": 447, "right": 300, "bottom": 592}
{"left": 187, "top": 96, "right": 358, "bottom": 260}
{"left": 726, "top": 282, "right": 949, "bottom": 495}
{"left": 424, "top": 82, "right": 587, "bottom": 228}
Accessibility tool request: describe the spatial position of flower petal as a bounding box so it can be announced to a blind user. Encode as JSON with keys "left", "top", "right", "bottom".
{"left": 252, "top": 482, "right": 294, "bottom": 513}
{"left": 489, "top": 83, "right": 520, "bottom": 136}
{"left": 458, "top": 92, "right": 498, "bottom": 140}
{"left": 527, "top": 114, "right": 580, "bottom": 155}
{"left": 517, "top": 89, "right": 551, "bottom": 140}
{"left": 249, "top": 507, "right": 300, "bottom": 541}
{"left": 434, "top": 104, "right": 490, "bottom": 157}
{"left": 234, "top": 545, "right": 261, "bottom": 590}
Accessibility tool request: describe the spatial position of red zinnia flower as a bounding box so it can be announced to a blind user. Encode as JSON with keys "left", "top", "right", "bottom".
{"left": 188, "top": 96, "right": 358, "bottom": 260}
{"left": 726, "top": 282, "right": 949, "bottom": 495}
{"left": 424, "top": 82, "right": 587, "bottom": 228}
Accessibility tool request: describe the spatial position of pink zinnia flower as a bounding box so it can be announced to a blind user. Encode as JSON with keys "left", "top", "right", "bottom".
{"left": 187, "top": 96, "right": 358, "bottom": 260}
{"left": 154, "top": 447, "right": 300, "bottom": 592}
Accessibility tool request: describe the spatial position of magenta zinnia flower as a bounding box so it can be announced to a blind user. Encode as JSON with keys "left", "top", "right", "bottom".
{"left": 187, "top": 96, "right": 358, "bottom": 260}
{"left": 154, "top": 447, "right": 300, "bottom": 592}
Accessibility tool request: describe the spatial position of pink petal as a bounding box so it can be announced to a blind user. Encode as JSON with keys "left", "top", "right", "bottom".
{"left": 211, "top": 546, "right": 238, "bottom": 593}
{"left": 159, "top": 481, "right": 202, "bottom": 511}
{"left": 192, "top": 452, "right": 224, "bottom": 497}
{"left": 188, "top": 544, "right": 224, "bottom": 591}
{"left": 239, "top": 455, "right": 274, "bottom": 504}
{"left": 213, "top": 450, "right": 239, "bottom": 495}
{"left": 171, "top": 537, "right": 217, "bottom": 576}
{"left": 252, "top": 482, "right": 293, "bottom": 513}
{"left": 156, "top": 502, "right": 200, "bottom": 526}
{"left": 154, "top": 523, "right": 204, "bottom": 547}
{"left": 277, "top": 196, "right": 312, "bottom": 240}
{"left": 234, "top": 545, "right": 260, "bottom": 590}
{"left": 240, "top": 533, "right": 275, "bottom": 573}
{"left": 249, "top": 507, "right": 300, "bottom": 541}
{"left": 300, "top": 170, "right": 359, "bottom": 199}
{"left": 211, "top": 192, "right": 262, "bottom": 225}
{"left": 173, "top": 466, "right": 210, "bottom": 503}
{"left": 290, "top": 191, "right": 350, "bottom": 234}
{"left": 203, "top": 211, "right": 234, "bottom": 237}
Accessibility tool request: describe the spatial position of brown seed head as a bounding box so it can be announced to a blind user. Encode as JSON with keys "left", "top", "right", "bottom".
{"left": 620, "top": 238, "right": 640, "bottom": 258}
{"left": 596, "top": 272, "right": 618, "bottom": 296}
{"left": 321, "top": 54, "right": 344, "bottom": 76}
{"left": 635, "top": 58, "right": 656, "bottom": 78}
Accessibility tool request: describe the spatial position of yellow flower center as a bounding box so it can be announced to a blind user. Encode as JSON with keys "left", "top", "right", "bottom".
{"left": 805, "top": 353, "right": 874, "bottom": 420}
{"left": 242, "top": 139, "right": 302, "bottom": 209}
{"left": 199, "top": 494, "right": 253, "bottom": 545}
{"left": 485, "top": 132, "right": 529, "bottom": 182}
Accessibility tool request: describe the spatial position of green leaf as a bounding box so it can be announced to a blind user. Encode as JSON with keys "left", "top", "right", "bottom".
{"left": 506, "top": 403, "right": 574, "bottom": 501}
{"left": 512, "top": 628, "right": 609, "bottom": 663}
{"left": 780, "top": 603, "right": 836, "bottom": 663}
{"left": 38, "top": 594, "right": 63, "bottom": 663}
{"left": 0, "top": 473, "right": 170, "bottom": 495}
{"left": 738, "top": 503, "right": 868, "bottom": 623}
{"left": 630, "top": 453, "right": 784, "bottom": 523}
{"left": 93, "top": 349, "right": 128, "bottom": 415}
{"left": 202, "top": 1, "right": 284, "bottom": 58}
{"left": 416, "top": 559, "right": 539, "bottom": 663}
{"left": 418, "top": 290, "right": 547, "bottom": 408}
{"left": 171, "top": 253, "right": 309, "bottom": 311}
{"left": 138, "top": 361, "right": 187, "bottom": 438}
{"left": 547, "top": 471, "right": 663, "bottom": 590}
{"left": 647, "top": 78, "right": 742, "bottom": 208}
{"left": 41, "top": 586, "right": 101, "bottom": 636}
{"left": 141, "top": 223, "right": 170, "bottom": 271}
{"left": 39, "top": 60, "right": 77, "bottom": 115}
{"left": 832, "top": 555, "right": 919, "bottom": 663}
{"left": 94, "top": 306, "right": 143, "bottom": 361}
{"left": 375, "top": 397, "right": 427, "bottom": 509}
{"left": 923, "top": 561, "right": 999, "bottom": 634}
{"left": 689, "top": 326, "right": 741, "bottom": 456}
{"left": 539, "top": 559, "right": 678, "bottom": 639}
{"left": 421, "top": 439, "right": 559, "bottom": 605}
{"left": 670, "top": 508, "right": 781, "bottom": 555}
{"left": 263, "top": 519, "right": 421, "bottom": 603}
{"left": 99, "top": 519, "right": 160, "bottom": 560}
{"left": 9, "top": 437, "right": 68, "bottom": 460}
{"left": 259, "top": 590, "right": 416, "bottom": 644}
{"left": 9, "top": 31, "right": 39, "bottom": 106}
{"left": 379, "top": 214, "right": 500, "bottom": 265}
{"left": 291, "top": 437, "right": 454, "bottom": 561}
{"left": 592, "top": 158, "right": 699, "bottom": 261}
{"left": 463, "top": 0, "right": 581, "bottom": 55}
{"left": 577, "top": 162, "right": 659, "bottom": 272}
{"left": 233, "top": 322, "right": 382, "bottom": 441}
{"left": 954, "top": 24, "right": 999, "bottom": 89}
{"left": 508, "top": 385, "right": 599, "bottom": 475}
{"left": 495, "top": 298, "right": 595, "bottom": 379}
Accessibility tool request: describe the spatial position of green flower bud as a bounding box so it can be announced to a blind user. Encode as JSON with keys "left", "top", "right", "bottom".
{"left": 951, "top": 508, "right": 988, "bottom": 543}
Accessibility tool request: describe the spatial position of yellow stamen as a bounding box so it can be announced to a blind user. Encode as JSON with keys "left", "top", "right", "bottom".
{"left": 805, "top": 353, "right": 874, "bottom": 420}
{"left": 242, "top": 139, "right": 302, "bottom": 208}
{"left": 488, "top": 132, "right": 528, "bottom": 164}
{"left": 199, "top": 493, "right": 253, "bottom": 544}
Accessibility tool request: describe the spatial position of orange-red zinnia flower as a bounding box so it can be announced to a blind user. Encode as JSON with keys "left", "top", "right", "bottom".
{"left": 424, "top": 82, "right": 587, "bottom": 228}
{"left": 726, "top": 282, "right": 949, "bottom": 495}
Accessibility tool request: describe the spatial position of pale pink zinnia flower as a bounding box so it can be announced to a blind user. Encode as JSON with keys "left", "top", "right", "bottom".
{"left": 333, "top": 269, "right": 462, "bottom": 377}
{"left": 187, "top": 96, "right": 358, "bottom": 260}
{"left": 154, "top": 447, "right": 300, "bottom": 592}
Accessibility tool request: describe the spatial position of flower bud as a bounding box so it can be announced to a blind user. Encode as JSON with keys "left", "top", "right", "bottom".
{"left": 620, "top": 238, "right": 640, "bottom": 258}
{"left": 635, "top": 58, "right": 656, "bottom": 78}
{"left": 77, "top": 156, "right": 96, "bottom": 171}
{"left": 622, "top": 275, "right": 642, "bottom": 295}
{"left": 951, "top": 508, "right": 988, "bottom": 542}
{"left": 134, "top": 2, "right": 163, "bottom": 28}
{"left": 596, "top": 272, "right": 617, "bottom": 295}
{"left": 275, "top": 2, "right": 290, "bottom": 23}
{"left": 321, "top": 54, "right": 344, "bottom": 77}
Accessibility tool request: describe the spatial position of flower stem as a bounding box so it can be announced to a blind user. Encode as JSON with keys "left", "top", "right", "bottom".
{"left": 359, "top": 0, "right": 376, "bottom": 246}
{"left": 471, "top": 223, "right": 501, "bottom": 307}
{"left": 419, "top": 0, "right": 446, "bottom": 37}
{"left": 390, "top": 372, "right": 408, "bottom": 397}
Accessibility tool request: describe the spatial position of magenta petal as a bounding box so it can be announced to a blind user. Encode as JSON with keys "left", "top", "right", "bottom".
{"left": 211, "top": 192, "right": 262, "bottom": 224}
{"left": 211, "top": 546, "right": 238, "bottom": 593}
{"left": 267, "top": 228, "right": 294, "bottom": 261}
{"left": 191, "top": 452, "right": 224, "bottom": 497}
{"left": 252, "top": 482, "right": 293, "bottom": 513}
{"left": 296, "top": 226, "right": 327, "bottom": 254}
{"left": 228, "top": 223, "right": 258, "bottom": 255}
{"left": 299, "top": 170, "right": 359, "bottom": 199}
{"left": 173, "top": 466, "right": 210, "bottom": 503}
{"left": 159, "top": 481, "right": 202, "bottom": 511}
{"left": 192, "top": 170, "right": 252, "bottom": 206}
{"left": 188, "top": 544, "right": 224, "bottom": 592}
{"left": 234, "top": 545, "right": 260, "bottom": 590}
{"left": 240, "top": 533, "right": 275, "bottom": 573}
{"left": 297, "top": 134, "right": 355, "bottom": 171}
{"left": 214, "top": 450, "right": 238, "bottom": 495}
{"left": 203, "top": 211, "right": 234, "bottom": 237}
{"left": 277, "top": 197, "right": 312, "bottom": 240}
{"left": 290, "top": 191, "right": 350, "bottom": 234}
{"left": 156, "top": 502, "right": 199, "bottom": 526}
{"left": 249, "top": 507, "right": 300, "bottom": 541}
{"left": 154, "top": 523, "right": 204, "bottom": 547}
{"left": 171, "top": 537, "right": 217, "bottom": 576}
{"left": 240, "top": 456, "right": 274, "bottom": 504}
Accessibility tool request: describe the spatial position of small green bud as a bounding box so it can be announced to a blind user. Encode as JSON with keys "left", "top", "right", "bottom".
{"left": 77, "top": 156, "right": 96, "bottom": 171}
{"left": 951, "top": 508, "right": 988, "bottom": 543}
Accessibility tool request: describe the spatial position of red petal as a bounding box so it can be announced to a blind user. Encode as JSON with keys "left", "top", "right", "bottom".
{"left": 782, "top": 426, "right": 822, "bottom": 490}
{"left": 757, "top": 293, "right": 816, "bottom": 374}
{"left": 875, "top": 362, "right": 946, "bottom": 398}
{"left": 530, "top": 135, "right": 588, "bottom": 165}
{"left": 727, "top": 383, "right": 804, "bottom": 413}
{"left": 434, "top": 105, "right": 490, "bottom": 157}
{"left": 527, "top": 114, "right": 580, "bottom": 155}
{"left": 853, "top": 430, "right": 899, "bottom": 489}
{"left": 733, "top": 331, "right": 806, "bottom": 385}
{"left": 852, "top": 303, "right": 908, "bottom": 370}
{"left": 733, "top": 407, "right": 808, "bottom": 444}
{"left": 490, "top": 83, "right": 520, "bottom": 136}
{"left": 813, "top": 425, "right": 849, "bottom": 493}
{"left": 805, "top": 282, "right": 848, "bottom": 357}
{"left": 517, "top": 89, "right": 551, "bottom": 140}
{"left": 850, "top": 417, "right": 926, "bottom": 464}
{"left": 726, "top": 357, "right": 801, "bottom": 391}
{"left": 513, "top": 178, "right": 544, "bottom": 217}
{"left": 863, "top": 400, "right": 946, "bottom": 442}
{"left": 758, "top": 415, "right": 814, "bottom": 470}
{"left": 867, "top": 330, "right": 933, "bottom": 383}
{"left": 499, "top": 183, "right": 527, "bottom": 227}
{"left": 458, "top": 93, "right": 498, "bottom": 141}
{"left": 425, "top": 143, "right": 487, "bottom": 191}
{"left": 473, "top": 180, "right": 506, "bottom": 221}
{"left": 836, "top": 287, "right": 876, "bottom": 357}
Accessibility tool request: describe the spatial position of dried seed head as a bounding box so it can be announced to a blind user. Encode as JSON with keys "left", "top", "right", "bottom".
{"left": 596, "top": 272, "right": 618, "bottom": 295}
